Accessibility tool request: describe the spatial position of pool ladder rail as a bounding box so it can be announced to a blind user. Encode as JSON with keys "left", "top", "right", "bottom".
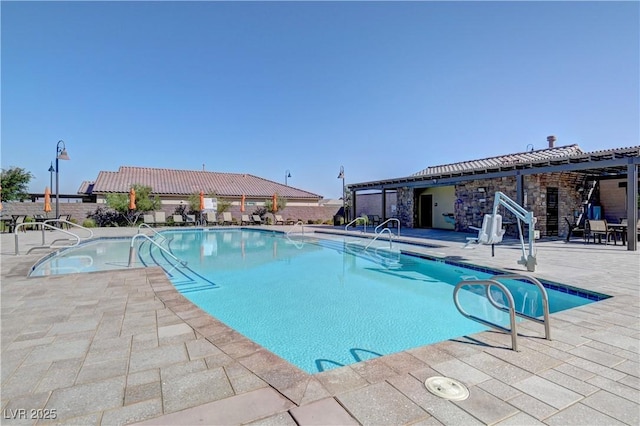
{"left": 453, "top": 274, "right": 551, "bottom": 352}
{"left": 14, "top": 219, "right": 94, "bottom": 255}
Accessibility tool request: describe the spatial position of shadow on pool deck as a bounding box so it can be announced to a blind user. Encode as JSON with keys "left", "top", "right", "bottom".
{"left": 1, "top": 226, "right": 638, "bottom": 425}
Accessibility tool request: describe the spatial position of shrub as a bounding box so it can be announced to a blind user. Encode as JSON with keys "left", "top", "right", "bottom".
{"left": 87, "top": 206, "right": 127, "bottom": 227}
{"left": 82, "top": 219, "right": 96, "bottom": 228}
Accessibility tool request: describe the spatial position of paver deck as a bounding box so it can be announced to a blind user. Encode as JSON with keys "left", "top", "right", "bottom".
{"left": 1, "top": 225, "right": 638, "bottom": 425}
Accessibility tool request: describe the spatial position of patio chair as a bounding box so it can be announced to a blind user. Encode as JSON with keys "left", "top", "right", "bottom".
{"left": 172, "top": 215, "right": 185, "bottom": 226}
{"left": 564, "top": 217, "right": 585, "bottom": 242}
{"left": 241, "top": 215, "right": 252, "bottom": 225}
{"left": 586, "top": 219, "right": 614, "bottom": 245}
{"left": 10, "top": 215, "right": 27, "bottom": 233}
{"left": 221, "top": 212, "right": 234, "bottom": 226}
{"left": 205, "top": 212, "right": 218, "bottom": 226}
{"left": 274, "top": 214, "right": 285, "bottom": 225}
{"left": 252, "top": 215, "right": 263, "bottom": 225}
{"left": 155, "top": 211, "right": 166, "bottom": 226}
{"left": 185, "top": 215, "right": 196, "bottom": 226}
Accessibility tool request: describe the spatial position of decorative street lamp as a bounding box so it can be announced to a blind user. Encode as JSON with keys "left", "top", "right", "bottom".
{"left": 337, "top": 165, "right": 345, "bottom": 220}
{"left": 285, "top": 169, "right": 291, "bottom": 186}
{"left": 55, "top": 140, "right": 70, "bottom": 219}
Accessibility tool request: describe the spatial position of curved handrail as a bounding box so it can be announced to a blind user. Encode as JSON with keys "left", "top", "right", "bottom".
{"left": 453, "top": 279, "right": 519, "bottom": 351}
{"left": 490, "top": 274, "right": 551, "bottom": 340}
{"left": 42, "top": 219, "right": 93, "bottom": 243}
{"left": 15, "top": 222, "right": 80, "bottom": 255}
{"left": 128, "top": 233, "right": 187, "bottom": 267}
{"left": 375, "top": 218, "right": 400, "bottom": 237}
{"left": 365, "top": 227, "right": 394, "bottom": 250}
{"left": 345, "top": 217, "right": 367, "bottom": 233}
{"left": 286, "top": 220, "right": 305, "bottom": 235}
{"left": 137, "top": 223, "right": 168, "bottom": 240}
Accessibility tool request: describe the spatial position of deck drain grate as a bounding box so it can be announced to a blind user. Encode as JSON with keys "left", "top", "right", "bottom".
{"left": 424, "top": 376, "right": 470, "bottom": 401}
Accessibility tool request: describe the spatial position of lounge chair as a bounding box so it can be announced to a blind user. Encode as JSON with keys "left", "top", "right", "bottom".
{"left": 221, "top": 212, "right": 234, "bottom": 226}
{"left": 155, "top": 211, "right": 166, "bottom": 226}
{"left": 143, "top": 214, "right": 155, "bottom": 227}
{"left": 10, "top": 215, "right": 27, "bottom": 233}
{"left": 252, "top": 215, "right": 263, "bottom": 225}
{"left": 185, "top": 214, "right": 196, "bottom": 226}
{"left": 172, "top": 215, "right": 185, "bottom": 226}
{"left": 205, "top": 212, "right": 218, "bottom": 226}
{"left": 241, "top": 215, "right": 252, "bottom": 225}
{"left": 586, "top": 219, "right": 614, "bottom": 244}
{"left": 274, "top": 214, "right": 285, "bottom": 225}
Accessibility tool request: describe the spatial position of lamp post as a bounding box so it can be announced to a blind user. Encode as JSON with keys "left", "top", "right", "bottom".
{"left": 55, "top": 140, "right": 70, "bottom": 219}
{"left": 337, "top": 165, "right": 345, "bottom": 220}
{"left": 285, "top": 169, "right": 291, "bottom": 186}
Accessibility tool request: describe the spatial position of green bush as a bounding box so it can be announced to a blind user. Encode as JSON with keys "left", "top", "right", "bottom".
{"left": 82, "top": 219, "right": 96, "bottom": 228}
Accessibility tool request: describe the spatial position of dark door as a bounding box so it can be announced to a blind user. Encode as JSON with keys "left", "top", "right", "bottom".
{"left": 546, "top": 187, "right": 559, "bottom": 236}
{"left": 420, "top": 194, "right": 433, "bottom": 228}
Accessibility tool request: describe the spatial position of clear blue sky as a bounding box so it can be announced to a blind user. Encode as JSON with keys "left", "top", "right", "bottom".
{"left": 2, "top": 1, "right": 638, "bottom": 199}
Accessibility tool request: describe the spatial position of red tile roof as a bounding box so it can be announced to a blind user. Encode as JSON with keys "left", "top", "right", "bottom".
{"left": 87, "top": 166, "right": 322, "bottom": 199}
{"left": 412, "top": 144, "right": 584, "bottom": 176}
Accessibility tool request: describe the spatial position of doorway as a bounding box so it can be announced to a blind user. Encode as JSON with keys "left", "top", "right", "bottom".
{"left": 420, "top": 194, "right": 433, "bottom": 228}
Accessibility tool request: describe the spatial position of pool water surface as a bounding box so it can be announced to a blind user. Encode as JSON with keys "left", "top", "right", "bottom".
{"left": 30, "top": 229, "right": 608, "bottom": 373}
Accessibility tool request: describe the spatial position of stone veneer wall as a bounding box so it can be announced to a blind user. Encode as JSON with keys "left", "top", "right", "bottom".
{"left": 393, "top": 172, "right": 585, "bottom": 236}
{"left": 454, "top": 173, "right": 584, "bottom": 237}
{"left": 396, "top": 187, "right": 414, "bottom": 228}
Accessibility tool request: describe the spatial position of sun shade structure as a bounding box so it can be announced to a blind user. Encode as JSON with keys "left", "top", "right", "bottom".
{"left": 199, "top": 191, "right": 205, "bottom": 211}
{"left": 44, "top": 187, "right": 52, "bottom": 213}
{"left": 240, "top": 194, "right": 246, "bottom": 212}
{"left": 129, "top": 187, "right": 136, "bottom": 210}
{"left": 272, "top": 194, "right": 278, "bottom": 212}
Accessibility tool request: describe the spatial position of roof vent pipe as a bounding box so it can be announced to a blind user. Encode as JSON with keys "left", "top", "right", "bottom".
{"left": 547, "top": 135, "right": 556, "bottom": 148}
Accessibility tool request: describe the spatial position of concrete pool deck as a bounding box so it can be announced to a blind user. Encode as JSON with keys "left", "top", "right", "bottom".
{"left": 1, "top": 225, "right": 638, "bottom": 425}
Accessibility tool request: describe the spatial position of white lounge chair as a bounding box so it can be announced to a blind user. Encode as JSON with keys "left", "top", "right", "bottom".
{"left": 252, "top": 215, "right": 263, "bottom": 225}
{"left": 143, "top": 214, "right": 156, "bottom": 227}
{"left": 241, "top": 215, "right": 252, "bottom": 225}
{"left": 274, "top": 214, "right": 285, "bottom": 225}
{"left": 172, "top": 215, "right": 184, "bottom": 226}
{"left": 221, "top": 212, "right": 234, "bottom": 225}
{"left": 155, "top": 211, "right": 166, "bottom": 226}
{"left": 205, "top": 212, "right": 218, "bottom": 226}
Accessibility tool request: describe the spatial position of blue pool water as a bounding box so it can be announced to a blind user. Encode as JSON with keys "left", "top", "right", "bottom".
{"left": 30, "top": 229, "right": 608, "bottom": 373}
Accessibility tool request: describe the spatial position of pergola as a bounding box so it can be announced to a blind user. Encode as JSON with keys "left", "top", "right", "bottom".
{"left": 348, "top": 146, "right": 640, "bottom": 251}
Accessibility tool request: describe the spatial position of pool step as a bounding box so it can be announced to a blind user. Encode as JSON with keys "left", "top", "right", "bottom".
{"left": 137, "top": 239, "right": 219, "bottom": 293}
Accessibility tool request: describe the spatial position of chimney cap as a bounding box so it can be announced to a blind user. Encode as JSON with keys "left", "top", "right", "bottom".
{"left": 547, "top": 135, "right": 557, "bottom": 148}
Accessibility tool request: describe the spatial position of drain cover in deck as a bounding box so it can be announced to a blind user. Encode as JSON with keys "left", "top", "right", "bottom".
{"left": 424, "top": 376, "right": 469, "bottom": 401}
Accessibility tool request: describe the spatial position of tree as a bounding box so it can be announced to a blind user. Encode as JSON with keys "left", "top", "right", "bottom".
{"left": 1, "top": 167, "right": 33, "bottom": 201}
{"left": 106, "top": 184, "right": 161, "bottom": 225}
{"left": 264, "top": 194, "right": 288, "bottom": 223}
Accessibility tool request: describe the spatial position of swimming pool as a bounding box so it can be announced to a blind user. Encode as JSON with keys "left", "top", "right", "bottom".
{"left": 30, "top": 229, "right": 609, "bottom": 373}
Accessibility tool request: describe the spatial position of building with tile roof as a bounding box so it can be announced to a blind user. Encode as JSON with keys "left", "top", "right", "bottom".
{"left": 69, "top": 166, "right": 342, "bottom": 224}
{"left": 348, "top": 138, "right": 639, "bottom": 248}
{"left": 80, "top": 166, "right": 322, "bottom": 204}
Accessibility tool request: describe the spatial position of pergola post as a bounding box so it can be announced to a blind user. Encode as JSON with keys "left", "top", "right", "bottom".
{"left": 627, "top": 161, "right": 638, "bottom": 251}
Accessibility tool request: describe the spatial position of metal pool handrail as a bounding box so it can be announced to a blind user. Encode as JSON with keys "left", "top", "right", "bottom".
{"left": 14, "top": 222, "right": 80, "bottom": 255}
{"left": 453, "top": 279, "right": 519, "bottom": 351}
{"left": 375, "top": 218, "right": 400, "bottom": 237}
{"left": 286, "top": 220, "right": 305, "bottom": 235}
{"left": 365, "top": 227, "right": 394, "bottom": 250}
{"left": 137, "top": 223, "right": 168, "bottom": 240}
{"left": 490, "top": 274, "right": 551, "bottom": 341}
{"left": 42, "top": 219, "right": 94, "bottom": 243}
{"left": 345, "top": 217, "right": 367, "bottom": 233}
{"left": 128, "top": 233, "right": 187, "bottom": 268}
